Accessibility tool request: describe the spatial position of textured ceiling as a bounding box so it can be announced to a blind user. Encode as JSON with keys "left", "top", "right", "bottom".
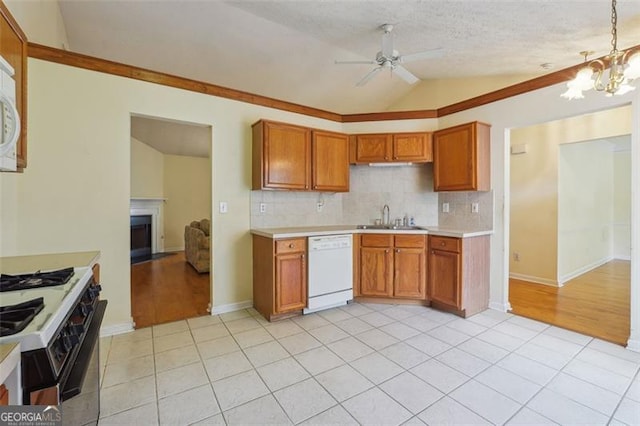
{"left": 131, "top": 116, "right": 211, "bottom": 158}
{"left": 57, "top": 0, "right": 640, "bottom": 114}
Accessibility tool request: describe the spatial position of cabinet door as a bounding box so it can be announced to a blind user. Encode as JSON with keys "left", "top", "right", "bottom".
{"left": 0, "top": 384, "right": 7, "bottom": 406}
{"left": 312, "top": 130, "right": 349, "bottom": 192}
{"left": 360, "top": 247, "right": 393, "bottom": 297}
{"left": 0, "top": 4, "right": 27, "bottom": 170}
{"left": 428, "top": 248, "right": 461, "bottom": 309}
{"left": 263, "top": 122, "right": 311, "bottom": 190}
{"left": 394, "top": 247, "right": 426, "bottom": 299}
{"left": 351, "top": 134, "right": 392, "bottom": 163}
{"left": 393, "top": 132, "right": 432, "bottom": 162}
{"left": 275, "top": 252, "right": 307, "bottom": 313}
{"left": 433, "top": 123, "right": 477, "bottom": 191}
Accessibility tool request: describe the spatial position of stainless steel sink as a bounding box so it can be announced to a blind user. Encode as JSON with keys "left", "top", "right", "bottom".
{"left": 357, "top": 224, "right": 425, "bottom": 231}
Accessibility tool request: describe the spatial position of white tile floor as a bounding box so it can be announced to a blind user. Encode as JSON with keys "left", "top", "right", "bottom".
{"left": 97, "top": 303, "right": 640, "bottom": 425}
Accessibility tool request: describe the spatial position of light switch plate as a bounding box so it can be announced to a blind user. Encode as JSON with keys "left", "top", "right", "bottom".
{"left": 471, "top": 202, "right": 479, "bottom": 213}
{"left": 442, "top": 203, "right": 449, "bottom": 213}
{"left": 219, "top": 201, "right": 228, "bottom": 214}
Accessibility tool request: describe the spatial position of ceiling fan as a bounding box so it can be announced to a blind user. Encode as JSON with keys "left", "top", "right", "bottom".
{"left": 335, "top": 24, "right": 443, "bottom": 87}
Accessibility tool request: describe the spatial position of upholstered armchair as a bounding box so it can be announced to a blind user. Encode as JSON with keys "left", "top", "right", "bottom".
{"left": 184, "top": 219, "right": 210, "bottom": 273}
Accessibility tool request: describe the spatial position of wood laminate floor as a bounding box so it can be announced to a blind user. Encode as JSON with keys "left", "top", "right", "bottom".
{"left": 509, "top": 260, "right": 630, "bottom": 346}
{"left": 131, "top": 251, "right": 210, "bottom": 329}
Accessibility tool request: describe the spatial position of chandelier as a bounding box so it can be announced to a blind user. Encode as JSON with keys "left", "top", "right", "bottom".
{"left": 561, "top": 0, "right": 640, "bottom": 99}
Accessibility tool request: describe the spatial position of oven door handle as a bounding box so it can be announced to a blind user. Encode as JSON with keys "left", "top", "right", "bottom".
{"left": 61, "top": 300, "right": 107, "bottom": 401}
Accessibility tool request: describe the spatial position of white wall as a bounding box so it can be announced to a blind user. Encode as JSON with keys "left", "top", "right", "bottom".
{"left": 558, "top": 140, "right": 614, "bottom": 283}
{"left": 614, "top": 141, "right": 632, "bottom": 260}
{"left": 509, "top": 108, "right": 631, "bottom": 285}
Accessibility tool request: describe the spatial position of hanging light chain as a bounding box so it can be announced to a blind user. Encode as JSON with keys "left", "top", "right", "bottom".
{"left": 610, "top": 0, "right": 618, "bottom": 53}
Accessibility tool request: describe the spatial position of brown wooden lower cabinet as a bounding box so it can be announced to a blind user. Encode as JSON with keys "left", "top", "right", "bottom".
{"left": 0, "top": 384, "right": 8, "bottom": 405}
{"left": 359, "top": 234, "right": 427, "bottom": 301}
{"left": 428, "top": 235, "right": 489, "bottom": 317}
{"left": 253, "top": 235, "right": 307, "bottom": 321}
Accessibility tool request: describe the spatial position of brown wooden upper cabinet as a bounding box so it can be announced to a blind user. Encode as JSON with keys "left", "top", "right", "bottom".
{"left": 252, "top": 120, "right": 349, "bottom": 192}
{"left": 0, "top": 3, "right": 27, "bottom": 171}
{"left": 349, "top": 132, "right": 432, "bottom": 164}
{"left": 433, "top": 122, "right": 490, "bottom": 191}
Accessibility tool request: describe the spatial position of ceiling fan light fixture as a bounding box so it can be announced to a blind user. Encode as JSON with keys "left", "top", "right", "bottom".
{"left": 562, "top": 0, "right": 639, "bottom": 99}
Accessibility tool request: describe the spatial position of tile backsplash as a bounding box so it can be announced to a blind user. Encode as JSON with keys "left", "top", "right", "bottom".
{"left": 438, "top": 190, "right": 494, "bottom": 230}
{"left": 250, "top": 165, "right": 493, "bottom": 230}
{"left": 251, "top": 164, "right": 439, "bottom": 228}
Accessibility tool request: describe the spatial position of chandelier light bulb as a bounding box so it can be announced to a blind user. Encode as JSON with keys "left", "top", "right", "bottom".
{"left": 561, "top": 0, "right": 638, "bottom": 99}
{"left": 624, "top": 52, "right": 640, "bottom": 80}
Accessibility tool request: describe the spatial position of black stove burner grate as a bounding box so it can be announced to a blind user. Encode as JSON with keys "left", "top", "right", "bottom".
{"left": 0, "top": 267, "right": 75, "bottom": 292}
{"left": 0, "top": 297, "right": 45, "bottom": 337}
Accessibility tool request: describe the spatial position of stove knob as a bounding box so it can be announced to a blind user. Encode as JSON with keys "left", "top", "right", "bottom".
{"left": 88, "top": 285, "right": 101, "bottom": 299}
{"left": 54, "top": 342, "right": 65, "bottom": 361}
{"left": 82, "top": 303, "right": 94, "bottom": 316}
{"left": 68, "top": 334, "right": 80, "bottom": 346}
{"left": 68, "top": 322, "right": 85, "bottom": 335}
{"left": 62, "top": 335, "right": 73, "bottom": 352}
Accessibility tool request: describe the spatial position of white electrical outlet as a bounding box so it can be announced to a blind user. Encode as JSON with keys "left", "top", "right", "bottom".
{"left": 219, "top": 201, "right": 228, "bottom": 214}
{"left": 513, "top": 252, "right": 520, "bottom": 262}
{"left": 259, "top": 202, "right": 266, "bottom": 214}
{"left": 471, "top": 202, "right": 479, "bottom": 213}
{"left": 442, "top": 203, "right": 449, "bottom": 213}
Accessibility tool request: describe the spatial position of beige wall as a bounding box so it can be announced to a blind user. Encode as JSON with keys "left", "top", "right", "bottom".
{"left": 5, "top": 0, "right": 69, "bottom": 49}
{"left": 0, "top": 58, "right": 348, "bottom": 328}
{"left": 510, "top": 107, "right": 631, "bottom": 285}
{"left": 130, "top": 137, "right": 164, "bottom": 198}
{"left": 388, "top": 74, "right": 540, "bottom": 111}
{"left": 163, "top": 154, "right": 211, "bottom": 251}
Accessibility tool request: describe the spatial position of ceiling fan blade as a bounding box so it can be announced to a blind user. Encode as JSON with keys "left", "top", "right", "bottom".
{"left": 392, "top": 65, "right": 419, "bottom": 84}
{"left": 356, "top": 67, "right": 383, "bottom": 87}
{"left": 399, "top": 48, "right": 444, "bottom": 63}
{"left": 381, "top": 27, "right": 394, "bottom": 58}
{"left": 335, "top": 60, "right": 377, "bottom": 65}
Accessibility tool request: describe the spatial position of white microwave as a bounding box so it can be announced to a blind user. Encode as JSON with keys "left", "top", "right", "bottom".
{"left": 0, "top": 54, "right": 20, "bottom": 172}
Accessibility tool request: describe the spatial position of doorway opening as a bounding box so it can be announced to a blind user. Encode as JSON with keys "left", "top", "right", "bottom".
{"left": 507, "top": 107, "right": 632, "bottom": 345}
{"left": 129, "top": 114, "right": 212, "bottom": 329}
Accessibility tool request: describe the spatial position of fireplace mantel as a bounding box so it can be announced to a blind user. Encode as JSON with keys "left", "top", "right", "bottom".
{"left": 130, "top": 198, "right": 165, "bottom": 253}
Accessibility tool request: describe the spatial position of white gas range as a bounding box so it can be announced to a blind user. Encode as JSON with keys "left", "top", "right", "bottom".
{"left": 0, "top": 252, "right": 107, "bottom": 425}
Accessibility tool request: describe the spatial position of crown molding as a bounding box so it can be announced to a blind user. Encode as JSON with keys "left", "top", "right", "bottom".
{"left": 28, "top": 43, "right": 342, "bottom": 122}
{"left": 28, "top": 42, "right": 640, "bottom": 123}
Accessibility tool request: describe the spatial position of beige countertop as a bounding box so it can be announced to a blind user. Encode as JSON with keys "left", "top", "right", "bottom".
{"left": 0, "top": 251, "right": 100, "bottom": 274}
{"left": 251, "top": 225, "right": 492, "bottom": 239}
{"left": 0, "top": 343, "right": 20, "bottom": 386}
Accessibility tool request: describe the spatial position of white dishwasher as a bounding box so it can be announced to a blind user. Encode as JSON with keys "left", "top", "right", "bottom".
{"left": 304, "top": 234, "right": 353, "bottom": 314}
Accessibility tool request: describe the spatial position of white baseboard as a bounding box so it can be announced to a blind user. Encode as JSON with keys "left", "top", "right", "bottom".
{"left": 559, "top": 256, "right": 613, "bottom": 285}
{"left": 626, "top": 338, "right": 640, "bottom": 353}
{"left": 212, "top": 300, "right": 253, "bottom": 315}
{"left": 163, "top": 246, "right": 184, "bottom": 253}
{"left": 509, "top": 272, "right": 559, "bottom": 287}
{"left": 100, "top": 321, "right": 135, "bottom": 337}
{"left": 614, "top": 255, "right": 631, "bottom": 261}
{"left": 489, "top": 301, "right": 512, "bottom": 312}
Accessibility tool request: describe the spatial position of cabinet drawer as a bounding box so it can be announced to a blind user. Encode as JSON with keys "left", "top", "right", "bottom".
{"left": 275, "top": 238, "right": 306, "bottom": 254}
{"left": 361, "top": 234, "right": 393, "bottom": 248}
{"left": 395, "top": 235, "right": 425, "bottom": 248}
{"left": 429, "top": 236, "right": 461, "bottom": 253}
